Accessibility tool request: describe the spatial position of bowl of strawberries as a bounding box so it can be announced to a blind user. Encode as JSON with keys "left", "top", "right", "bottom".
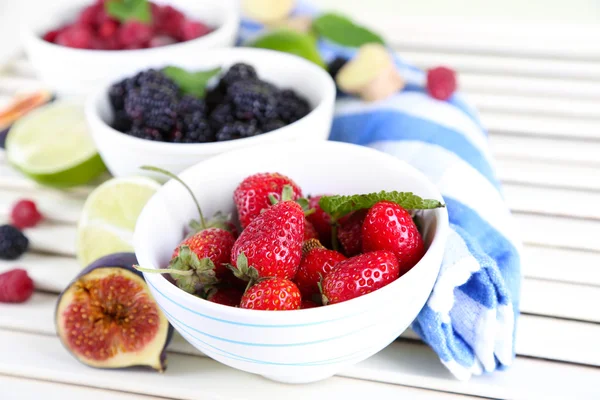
{"left": 133, "top": 140, "right": 449, "bottom": 384}
{"left": 22, "top": 0, "right": 239, "bottom": 96}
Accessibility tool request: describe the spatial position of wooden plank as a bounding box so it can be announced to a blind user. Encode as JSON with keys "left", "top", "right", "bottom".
{"left": 522, "top": 245, "right": 600, "bottom": 287}
{"left": 0, "top": 375, "right": 166, "bottom": 400}
{"left": 515, "top": 213, "right": 600, "bottom": 252}
{"left": 497, "top": 159, "right": 600, "bottom": 191}
{"left": 0, "top": 329, "right": 474, "bottom": 400}
{"left": 0, "top": 254, "right": 81, "bottom": 293}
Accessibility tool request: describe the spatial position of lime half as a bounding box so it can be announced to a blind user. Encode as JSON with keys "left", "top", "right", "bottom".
{"left": 76, "top": 176, "right": 161, "bottom": 267}
{"left": 6, "top": 100, "right": 106, "bottom": 188}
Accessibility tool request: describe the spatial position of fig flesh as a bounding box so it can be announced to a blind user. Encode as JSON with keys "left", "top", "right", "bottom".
{"left": 56, "top": 253, "right": 172, "bottom": 372}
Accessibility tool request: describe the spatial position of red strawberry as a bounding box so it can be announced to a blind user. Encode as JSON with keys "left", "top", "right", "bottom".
{"left": 234, "top": 172, "right": 303, "bottom": 228}
{"left": 321, "top": 251, "right": 400, "bottom": 304}
{"left": 230, "top": 200, "right": 304, "bottom": 280}
{"left": 362, "top": 201, "right": 424, "bottom": 274}
{"left": 207, "top": 287, "right": 243, "bottom": 307}
{"left": 337, "top": 209, "right": 367, "bottom": 256}
{"left": 240, "top": 278, "right": 301, "bottom": 310}
{"left": 295, "top": 239, "right": 346, "bottom": 299}
{"left": 10, "top": 199, "right": 43, "bottom": 229}
{"left": 306, "top": 195, "right": 332, "bottom": 246}
{"left": 0, "top": 269, "right": 34, "bottom": 303}
{"left": 304, "top": 219, "right": 318, "bottom": 241}
{"left": 172, "top": 228, "right": 235, "bottom": 279}
{"left": 301, "top": 299, "right": 319, "bottom": 309}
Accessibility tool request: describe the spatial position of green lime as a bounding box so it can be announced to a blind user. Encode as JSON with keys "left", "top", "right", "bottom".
{"left": 5, "top": 100, "right": 106, "bottom": 188}
{"left": 76, "top": 176, "right": 161, "bottom": 267}
{"left": 248, "top": 29, "right": 326, "bottom": 68}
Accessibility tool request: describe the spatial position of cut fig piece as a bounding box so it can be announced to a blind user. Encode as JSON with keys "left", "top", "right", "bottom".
{"left": 55, "top": 253, "right": 172, "bottom": 372}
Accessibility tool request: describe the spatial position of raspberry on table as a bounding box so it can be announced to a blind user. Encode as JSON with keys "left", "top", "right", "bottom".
{"left": 227, "top": 80, "right": 279, "bottom": 123}
{"left": 220, "top": 63, "right": 258, "bottom": 88}
{"left": 426, "top": 66, "right": 457, "bottom": 101}
{"left": 276, "top": 89, "right": 310, "bottom": 124}
{"left": 0, "top": 225, "right": 29, "bottom": 260}
{"left": 10, "top": 200, "right": 43, "bottom": 229}
{"left": 0, "top": 269, "right": 35, "bottom": 304}
{"left": 124, "top": 84, "right": 178, "bottom": 132}
{"left": 216, "top": 121, "right": 262, "bottom": 141}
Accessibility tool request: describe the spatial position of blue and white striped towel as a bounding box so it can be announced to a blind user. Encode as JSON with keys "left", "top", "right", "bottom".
{"left": 238, "top": 4, "right": 522, "bottom": 381}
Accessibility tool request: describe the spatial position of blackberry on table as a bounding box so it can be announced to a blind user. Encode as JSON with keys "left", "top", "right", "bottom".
{"left": 216, "top": 121, "right": 262, "bottom": 142}
{"left": 327, "top": 57, "right": 349, "bottom": 79}
{"left": 177, "top": 95, "right": 206, "bottom": 116}
{"left": 276, "top": 89, "right": 310, "bottom": 124}
{"left": 261, "top": 119, "right": 286, "bottom": 133}
{"left": 0, "top": 225, "right": 29, "bottom": 260}
{"left": 178, "top": 112, "right": 214, "bottom": 143}
{"left": 127, "top": 124, "right": 165, "bottom": 141}
{"left": 209, "top": 103, "right": 235, "bottom": 131}
{"left": 124, "top": 84, "right": 178, "bottom": 132}
{"left": 227, "top": 80, "right": 279, "bottom": 123}
{"left": 220, "top": 63, "right": 258, "bottom": 88}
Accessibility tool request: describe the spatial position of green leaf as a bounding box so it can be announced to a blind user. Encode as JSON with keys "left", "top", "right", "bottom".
{"left": 319, "top": 191, "right": 445, "bottom": 220}
{"left": 105, "top": 0, "right": 151, "bottom": 24}
{"left": 162, "top": 66, "right": 222, "bottom": 98}
{"left": 248, "top": 29, "right": 326, "bottom": 68}
{"left": 312, "top": 13, "right": 384, "bottom": 48}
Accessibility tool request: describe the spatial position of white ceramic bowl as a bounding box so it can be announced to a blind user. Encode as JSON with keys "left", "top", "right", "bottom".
{"left": 22, "top": 0, "right": 239, "bottom": 97}
{"left": 85, "top": 47, "right": 336, "bottom": 178}
{"left": 133, "top": 140, "right": 449, "bottom": 384}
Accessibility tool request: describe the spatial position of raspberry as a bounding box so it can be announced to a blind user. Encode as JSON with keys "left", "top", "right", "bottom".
{"left": 0, "top": 269, "right": 34, "bottom": 304}
{"left": 118, "top": 21, "right": 153, "bottom": 49}
{"left": 216, "top": 121, "right": 262, "bottom": 141}
{"left": 220, "top": 63, "right": 258, "bottom": 88}
{"left": 177, "top": 95, "right": 206, "bottom": 116}
{"left": 78, "top": 4, "right": 101, "bottom": 27}
{"left": 43, "top": 28, "right": 64, "bottom": 43}
{"left": 124, "top": 84, "right": 178, "bottom": 132}
{"left": 10, "top": 200, "right": 43, "bottom": 229}
{"left": 276, "top": 89, "right": 310, "bottom": 124}
{"left": 227, "top": 80, "right": 279, "bottom": 123}
{"left": 149, "top": 34, "right": 177, "bottom": 48}
{"left": 156, "top": 5, "right": 185, "bottom": 38}
{"left": 0, "top": 225, "right": 29, "bottom": 260}
{"left": 98, "top": 19, "right": 119, "bottom": 38}
{"left": 179, "top": 20, "right": 211, "bottom": 41}
{"left": 426, "top": 66, "right": 457, "bottom": 101}
{"left": 261, "top": 119, "right": 285, "bottom": 132}
{"left": 177, "top": 112, "right": 214, "bottom": 143}
{"left": 55, "top": 25, "right": 95, "bottom": 49}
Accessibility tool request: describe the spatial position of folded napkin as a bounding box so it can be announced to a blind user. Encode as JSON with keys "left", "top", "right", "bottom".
{"left": 238, "top": 3, "right": 521, "bottom": 380}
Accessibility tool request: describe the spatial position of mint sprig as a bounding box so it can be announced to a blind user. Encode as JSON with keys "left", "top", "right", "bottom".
{"left": 162, "top": 66, "right": 222, "bottom": 98}
{"left": 312, "top": 13, "right": 384, "bottom": 48}
{"left": 105, "top": 0, "right": 152, "bottom": 24}
{"left": 318, "top": 191, "right": 445, "bottom": 221}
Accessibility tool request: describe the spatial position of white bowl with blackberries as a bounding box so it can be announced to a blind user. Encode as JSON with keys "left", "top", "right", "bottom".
{"left": 85, "top": 48, "right": 336, "bottom": 178}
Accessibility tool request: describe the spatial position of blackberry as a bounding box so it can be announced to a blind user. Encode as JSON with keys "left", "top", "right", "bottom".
{"left": 216, "top": 121, "right": 262, "bottom": 141}
{"left": 124, "top": 84, "right": 178, "bottom": 133}
{"left": 132, "top": 69, "right": 179, "bottom": 93}
{"left": 178, "top": 112, "right": 214, "bottom": 143}
{"left": 209, "top": 103, "right": 235, "bottom": 131}
{"left": 227, "top": 80, "right": 279, "bottom": 123}
{"left": 261, "top": 119, "right": 286, "bottom": 133}
{"left": 276, "top": 89, "right": 310, "bottom": 124}
{"left": 327, "top": 57, "right": 349, "bottom": 79}
{"left": 220, "top": 63, "right": 258, "bottom": 87}
{"left": 0, "top": 225, "right": 29, "bottom": 260}
{"left": 111, "top": 109, "right": 132, "bottom": 132}
{"left": 108, "top": 78, "right": 133, "bottom": 111}
{"left": 204, "top": 85, "right": 227, "bottom": 111}
{"left": 127, "top": 124, "right": 165, "bottom": 141}
{"left": 177, "top": 95, "right": 206, "bottom": 116}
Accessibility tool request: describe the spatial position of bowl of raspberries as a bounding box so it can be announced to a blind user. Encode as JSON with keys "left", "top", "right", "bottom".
{"left": 85, "top": 47, "right": 336, "bottom": 177}
{"left": 133, "top": 140, "right": 449, "bottom": 384}
{"left": 22, "top": 0, "right": 239, "bottom": 96}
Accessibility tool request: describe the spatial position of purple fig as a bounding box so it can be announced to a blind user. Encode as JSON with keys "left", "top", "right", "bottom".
{"left": 55, "top": 252, "right": 173, "bottom": 372}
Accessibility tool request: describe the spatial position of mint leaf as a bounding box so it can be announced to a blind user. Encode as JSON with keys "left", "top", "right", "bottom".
{"left": 319, "top": 191, "right": 444, "bottom": 220}
{"left": 162, "top": 66, "right": 222, "bottom": 98}
{"left": 312, "top": 13, "right": 384, "bottom": 47}
{"left": 105, "top": 0, "right": 152, "bottom": 24}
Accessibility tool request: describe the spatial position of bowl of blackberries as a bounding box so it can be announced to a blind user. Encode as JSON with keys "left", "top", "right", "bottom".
{"left": 85, "top": 47, "right": 336, "bottom": 178}
{"left": 23, "top": 0, "right": 239, "bottom": 96}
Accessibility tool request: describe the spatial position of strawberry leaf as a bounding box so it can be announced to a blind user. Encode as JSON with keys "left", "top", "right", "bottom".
{"left": 319, "top": 191, "right": 444, "bottom": 220}
{"left": 162, "top": 66, "right": 222, "bottom": 98}
{"left": 105, "top": 0, "right": 152, "bottom": 24}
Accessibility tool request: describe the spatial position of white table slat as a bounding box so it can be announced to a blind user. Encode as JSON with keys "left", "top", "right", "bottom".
{"left": 481, "top": 112, "right": 600, "bottom": 139}
{"left": 515, "top": 213, "right": 600, "bottom": 252}
{"left": 497, "top": 159, "right": 600, "bottom": 191}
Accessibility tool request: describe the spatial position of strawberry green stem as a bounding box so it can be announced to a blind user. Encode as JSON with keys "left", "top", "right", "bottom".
{"left": 133, "top": 265, "right": 194, "bottom": 276}
{"left": 141, "top": 165, "right": 207, "bottom": 229}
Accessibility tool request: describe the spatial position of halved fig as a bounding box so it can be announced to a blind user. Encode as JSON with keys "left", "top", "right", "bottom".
{"left": 55, "top": 253, "right": 172, "bottom": 372}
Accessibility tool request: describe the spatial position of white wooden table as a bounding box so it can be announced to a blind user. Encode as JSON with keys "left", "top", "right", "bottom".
{"left": 1, "top": 4, "right": 600, "bottom": 399}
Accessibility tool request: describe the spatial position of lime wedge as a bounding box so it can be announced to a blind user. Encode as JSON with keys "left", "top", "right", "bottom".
{"left": 248, "top": 29, "right": 326, "bottom": 68}
{"left": 5, "top": 100, "right": 106, "bottom": 188}
{"left": 76, "top": 176, "right": 161, "bottom": 267}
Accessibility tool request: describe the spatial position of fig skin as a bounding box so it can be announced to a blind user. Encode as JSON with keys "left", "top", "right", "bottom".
{"left": 55, "top": 252, "right": 173, "bottom": 372}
